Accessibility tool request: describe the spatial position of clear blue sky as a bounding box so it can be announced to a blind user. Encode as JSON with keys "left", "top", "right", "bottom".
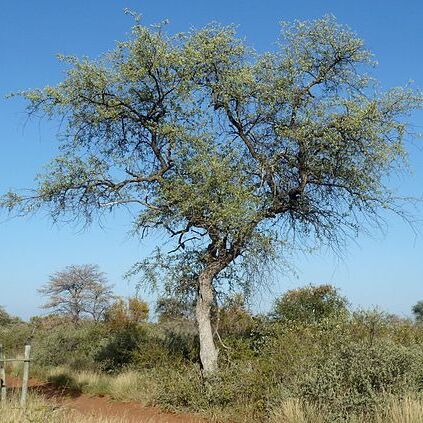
{"left": 1, "top": 0, "right": 423, "bottom": 320}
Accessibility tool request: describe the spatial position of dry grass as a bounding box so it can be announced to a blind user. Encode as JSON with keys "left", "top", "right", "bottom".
{"left": 108, "top": 370, "right": 157, "bottom": 402}
{"left": 45, "top": 367, "right": 158, "bottom": 403}
{"left": 269, "top": 399, "right": 325, "bottom": 423}
{"left": 269, "top": 396, "right": 423, "bottom": 423}
{"left": 6, "top": 353, "right": 24, "bottom": 378}
{"left": 374, "top": 396, "right": 423, "bottom": 423}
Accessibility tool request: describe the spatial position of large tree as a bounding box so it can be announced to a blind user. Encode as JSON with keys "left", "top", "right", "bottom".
{"left": 2, "top": 14, "right": 421, "bottom": 372}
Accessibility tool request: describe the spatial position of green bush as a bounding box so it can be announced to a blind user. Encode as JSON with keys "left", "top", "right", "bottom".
{"left": 95, "top": 323, "right": 199, "bottom": 371}
{"left": 31, "top": 322, "right": 108, "bottom": 369}
{"left": 47, "top": 372, "right": 82, "bottom": 394}
{"left": 273, "top": 285, "right": 349, "bottom": 324}
{"left": 94, "top": 324, "right": 147, "bottom": 371}
{"left": 131, "top": 334, "right": 182, "bottom": 369}
{"left": 0, "top": 307, "right": 21, "bottom": 326}
{"left": 161, "top": 329, "right": 199, "bottom": 363}
{"left": 299, "top": 340, "right": 423, "bottom": 420}
{"left": 0, "top": 323, "right": 33, "bottom": 353}
{"left": 6, "top": 296, "right": 423, "bottom": 422}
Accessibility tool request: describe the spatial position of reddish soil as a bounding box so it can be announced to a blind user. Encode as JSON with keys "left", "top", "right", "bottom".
{"left": 7, "top": 377, "right": 206, "bottom": 423}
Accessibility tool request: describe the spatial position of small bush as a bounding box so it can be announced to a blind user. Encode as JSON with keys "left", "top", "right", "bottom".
{"left": 94, "top": 324, "right": 146, "bottom": 371}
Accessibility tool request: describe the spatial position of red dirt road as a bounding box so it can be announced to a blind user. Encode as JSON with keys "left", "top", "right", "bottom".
{"left": 8, "top": 378, "right": 206, "bottom": 423}
{"left": 61, "top": 395, "right": 205, "bottom": 423}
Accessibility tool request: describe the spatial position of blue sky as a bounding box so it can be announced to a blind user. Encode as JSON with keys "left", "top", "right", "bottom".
{"left": 1, "top": 0, "right": 423, "bottom": 319}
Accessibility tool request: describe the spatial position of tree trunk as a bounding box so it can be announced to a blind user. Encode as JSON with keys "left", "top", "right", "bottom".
{"left": 196, "top": 268, "right": 218, "bottom": 374}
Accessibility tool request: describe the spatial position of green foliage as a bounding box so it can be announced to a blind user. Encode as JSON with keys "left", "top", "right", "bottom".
{"left": 31, "top": 321, "right": 108, "bottom": 369}
{"left": 0, "top": 322, "right": 32, "bottom": 353}
{"left": 95, "top": 324, "right": 147, "bottom": 371}
{"left": 0, "top": 299, "right": 420, "bottom": 422}
{"left": 154, "top": 363, "right": 276, "bottom": 420}
{"left": 217, "top": 293, "right": 255, "bottom": 336}
{"left": 160, "top": 329, "right": 199, "bottom": 363}
{"left": 47, "top": 372, "right": 82, "bottom": 394}
{"left": 155, "top": 296, "right": 195, "bottom": 322}
{"left": 0, "top": 307, "right": 21, "bottom": 326}
{"left": 272, "top": 284, "right": 349, "bottom": 324}
{"left": 2, "top": 16, "right": 421, "bottom": 341}
{"left": 299, "top": 340, "right": 423, "bottom": 420}
{"left": 23, "top": 317, "right": 200, "bottom": 373}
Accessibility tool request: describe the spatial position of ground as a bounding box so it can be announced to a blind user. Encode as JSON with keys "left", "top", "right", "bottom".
{"left": 8, "top": 377, "right": 206, "bottom": 423}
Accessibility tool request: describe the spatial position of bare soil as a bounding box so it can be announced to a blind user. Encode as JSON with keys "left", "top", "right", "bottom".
{"left": 7, "top": 377, "right": 206, "bottom": 423}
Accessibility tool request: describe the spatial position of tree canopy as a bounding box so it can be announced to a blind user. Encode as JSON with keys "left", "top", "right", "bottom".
{"left": 39, "top": 264, "right": 114, "bottom": 322}
{"left": 3, "top": 14, "right": 421, "bottom": 372}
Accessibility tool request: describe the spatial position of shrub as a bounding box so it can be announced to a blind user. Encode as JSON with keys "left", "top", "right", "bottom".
{"left": 272, "top": 285, "right": 349, "bottom": 324}
{"left": 412, "top": 301, "right": 423, "bottom": 323}
{"left": 0, "top": 306, "right": 21, "bottom": 326}
{"left": 31, "top": 321, "right": 108, "bottom": 369}
{"left": 94, "top": 324, "right": 147, "bottom": 371}
{"left": 299, "top": 340, "right": 423, "bottom": 420}
{"left": 218, "top": 294, "right": 255, "bottom": 336}
{"left": 155, "top": 296, "right": 195, "bottom": 323}
{"left": 105, "top": 297, "right": 149, "bottom": 329}
{"left": 0, "top": 322, "right": 32, "bottom": 353}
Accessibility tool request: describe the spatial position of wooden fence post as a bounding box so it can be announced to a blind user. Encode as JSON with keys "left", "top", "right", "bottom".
{"left": 20, "top": 345, "right": 31, "bottom": 408}
{"left": 0, "top": 344, "right": 5, "bottom": 401}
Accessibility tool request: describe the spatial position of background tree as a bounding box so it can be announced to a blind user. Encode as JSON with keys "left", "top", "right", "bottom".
{"left": 412, "top": 301, "right": 423, "bottom": 323}
{"left": 272, "top": 284, "right": 349, "bottom": 324}
{"left": 39, "top": 264, "right": 114, "bottom": 323}
{"left": 0, "top": 306, "right": 20, "bottom": 326}
{"left": 128, "top": 297, "right": 149, "bottom": 323}
{"left": 2, "top": 14, "right": 421, "bottom": 373}
{"left": 105, "top": 296, "right": 149, "bottom": 328}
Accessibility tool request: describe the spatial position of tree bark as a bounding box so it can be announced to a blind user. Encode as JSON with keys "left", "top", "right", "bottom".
{"left": 196, "top": 267, "right": 218, "bottom": 374}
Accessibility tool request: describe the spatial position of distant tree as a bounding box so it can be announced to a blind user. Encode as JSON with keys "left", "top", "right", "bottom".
{"left": 0, "top": 306, "right": 20, "bottom": 326}
{"left": 105, "top": 298, "right": 127, "bottom": 327}
{"left": 0, "top": 307, "right": 13, "bottom": 325}
{"left": 128, "top": 297, "right": 149, "bottom": 323}
{"left": 39, "top": 264, "right": 114, "bottom": 323}
{"left": 272, "top": 284, "right": 348, "bottom": 324}
{"left": 105, "top": 296, "right": 149, "bottom": 328}
{"left": 412, "top": 301, "right": 423, "bottom": 323}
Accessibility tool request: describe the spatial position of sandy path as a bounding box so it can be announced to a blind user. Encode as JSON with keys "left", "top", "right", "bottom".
{"left": 60, "top": 394, "right": 205, "bottom": 423}
{"left": 8, "top": 377, "right": 206, "bottom": 423}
